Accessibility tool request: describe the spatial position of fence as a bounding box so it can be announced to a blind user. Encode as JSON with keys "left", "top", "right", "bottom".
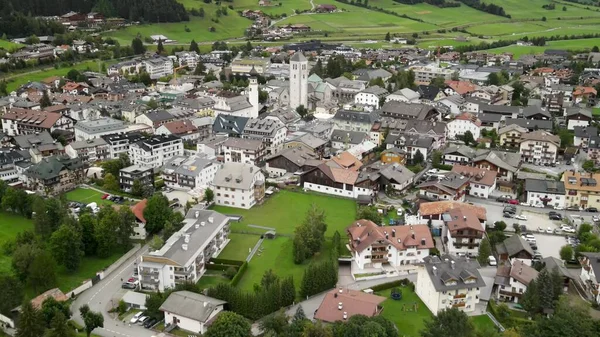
{"left": 65, "top": 280, "right": 93, "bottom": 298}
{"left": 97, "top": 243, "right": 141, "bottom": 280}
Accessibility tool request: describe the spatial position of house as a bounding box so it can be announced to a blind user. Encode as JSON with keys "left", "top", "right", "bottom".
{"left": 231, "top": 58, "right": 270, "bottom": 75}
{"left": 128, "top": 135, "right": 184, "bottom": 170}
{"left": 1, "top": 108, "right": 74, "bottom": 136}
{"left": 447, "top": 112, "right": 481, "bottom": 141}
{"left": 314, "top": 288, "right": 385, "bottom": 323}
{"left": 504, "top": 118, "right": 553, "bottom": 132}
{"left": 222, "top": 137, "right": 265, "bottom": 165}
{"left": 65, "top": 138, "right": 109, "bottom": 164}
{"left": 103, "top": 133, "right": 145, "bottom": 159}
{"left": 284, "top": 132, "right": 327, "bottom": 156}
{"left": 524, "top": 179, "right": 565, "bottom": 208}
{"left": 352, "top": 68, "right": 392, "bottom": 83}
{"left": 380, "top": 147, "right": 407, "bottom": 165}
{"left": 574, "top": 126, "right": 598, "bottom": 149}
{"left": 451, "top": 165, "right": 497, "bottom": 199}
{"left": 346, "top": 220, "right": 433, "bottom": 272}
{"left": 329, "top": 151, "right": 363, "bottom": 171}
{"left": 23, "top": 156, "right": 85, "bottom": 196}
{"left": 212, "top": 162, "right": 265, "bottom": 209}
{"left": 316, "top": 4, "right": 337, "bottom": 12}
{"left": 162, "top": 155, "right": 220, "bottom": 191}
{"left": 562, "top": 171, "right": 600, "bottom": 210}
{"left": 498, "top": 124, "right": 528, "bottom": 148}
{"left": 121, "top": 291, "right": 148, "bottom": 311}
{"left": 130, "top": 199, "right": 148, "bottom": 239}
{"left": 354, "top": 86, "right": 389, "bottom": 107}
{"left": 380, "top": 101, "right": 439, "bottom": 120}
{"left": 414, "top": 201, "right": 487, "bottom": 232}
{"left": 522, "top": 105, "right": 551, "bottom": 120}
{"left": 542, "top": 256, "right": 573, "bottom": 290}
{"left": 472, "top": 150, "right": 521, "bottom": 183}
{"left": 580, "top": 252, "right": 600, "bottom": 304}
{"left": 384, "top": 133, "right": 433, "bottom": 164}
{"left": 137, "top": 208, "right": 230, "bottom": 291}
{"left": 387, "top": 88, "right": 420, "bottom": 103}
{"left": 572, "top": 86, "right": 597, "bottom": 106}
{"left": 135, "top": 110, "right": 175, "bottom": 129}
{"left": 495, "top": 235, "right": 534, "bottom": 266}
{"left": 417, "top": 172, "right": 470, "bottom": 202}
{"left": 74, "top": 117, "right": 127, "bottom": 141}
{"left": 241, "top": 118, "right": 287, "bottom": 155}
{"left": 588, "top": 135, "right": 600, "bottom": 167}
{"left": 332, "top": 109, "right": 379, "bottom": 133}
{"left": 331, "top": 130, "right": 369, "bottom": 150}
{"left": 156, "top": 120, "right": 201, "bottom": 142}
{"left": 300, "top": 162, "right": 373, "bottom": 199}
{"left": 519, "top": 130, "right": 560, "bottom": 166}
{"left": 566, "top": 107, "right": 592, "bottom": 130}
{"left": 444, "top": 80, "right": 477, "bottom": 97}
{"left": 443, "top": 208, "right": 485, "bottom": 257}
{"left": 410, "top": 65, "right": 454, "bottom": 85}
{"left": 159, "top": 291, "right": 226, "bottom": 334}
{"left": 416, "top": 255, "right": 485, "bottom": 315}
{"left": 439, "top": 95, "right": 465, "bottom": 116}
{"left": 0, "top": 149, "right": 28, "bottom": 183}
{"left": 13, "top": 131, "right": 65, "bottom": 163}
{"left": 495, "top": 260, "right": 538, "bottom": 303}
{"left": 212, "top": 114, "right": 249, "bottom": 137}
{"left": 120, "top": 165, "right": 154, "bottom": 194}
{"left": 265, "top": 147, "right": 322, "bottom": 177}
{"left": 376, "top": 163, "right": 415, "bottom": 191}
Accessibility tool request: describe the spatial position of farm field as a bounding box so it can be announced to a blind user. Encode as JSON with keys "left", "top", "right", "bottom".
{"left": 0, "top": 212, "right": 34, "bottom": 275}
{"left": 485, "top": 0, "right": 600, "bottom": 20}
{"left": 0, "top": 39, "right": 23, "bottom": 51}
{"left": 234, "top": 0, "right": 312, "bottom": 15}
{"left": 211, "top": 190, "right": 357, "bottom": 236}
{"left": 486, "top": 37, "right": 600, "bottom": 57}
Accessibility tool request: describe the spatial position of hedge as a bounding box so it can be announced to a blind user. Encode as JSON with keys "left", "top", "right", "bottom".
{"left": 230, "top": 261, "right": 248, "bottom": 287}
{"left": 205, "top": 263, "right": 239, "bottom": 272}
{"left": 209, "top": 258, "right": 244, "bottom": 266}
{"left": 368, "top": 278, "right": 412, "bottom": 292}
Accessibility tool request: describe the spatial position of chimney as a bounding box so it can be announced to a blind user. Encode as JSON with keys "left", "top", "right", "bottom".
{"left": 208, "top": 217, "right": 214, "bottom": 223}
{"left": 338, "top": 302, "right": 343, "bottom": 310}
{"left": 343, "top": 312, "right": 348, "bottom": 320}
{"left": 451, "top": 260, "right": 455, "bottom": 269}
{"left": 392, "top": 229, "right": 396, "bottom": 237}
{"left": 433, "top": 266, "right": 437, "bottom": 275}
{"left": 463, "top": 216, "right": 467, "bottom": 221}
{"left": 411, "top": 233, "right": 415, "bottom": 240}
{"left": 195, "top": 211, "right": 200, "bottom": 218}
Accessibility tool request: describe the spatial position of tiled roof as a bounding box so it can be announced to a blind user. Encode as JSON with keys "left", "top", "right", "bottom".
{"left": 347, "top": 219, "right": 433, "bottom": 253}
{"left": 419, "top": 201, "right": 487, "bottom": 221}
{"left": 314, "top": 288, "right": 386, "bottom": 323}
{"left": 131, "top": 199, "right": 147, "bottom": 224}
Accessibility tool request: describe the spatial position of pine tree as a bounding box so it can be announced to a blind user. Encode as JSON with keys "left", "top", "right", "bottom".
{"left": 15, "top": 302, "right": 45, "bottom": 337}
{"left": 189, "top": 39, "right": 200, "bottom": 53}
{"left": 40, "top": 91, "right": 52, "bottom": 108}
{"left": 157, "top": 39, "right": 165, "bottom": 54}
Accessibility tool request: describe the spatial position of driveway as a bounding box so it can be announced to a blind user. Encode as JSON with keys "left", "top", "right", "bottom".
{"left": 71, "top": 245, "right": 157, "bottom": 337}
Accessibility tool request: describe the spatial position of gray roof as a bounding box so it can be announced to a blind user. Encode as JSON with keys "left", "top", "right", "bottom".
{"left": 143, "top": 110, "right": 173, "bottom": 122}
{"left": 285, "top": 133, "right": 327, "bottom": 149}
{"left": 504, "top": 118, "right": 552, "bottom": 131}
{"left": 13, "top": 131, "right": 55, "bottom": 149}
{"left": 68, "top": 138, "right": 107, "bottom": 150}
{"left": 74, "top": 117, "right": 125, "bottom": 134}
{"left": 422, "top": 255, "right": 486, "bottom": 292}
{"left": 567, "top": 107, "right": 592, "bottom": 118}
{"left": 242, "top": 118, "right": 285, "bottom": 137}
{"left": 418, "top": 172, "right": 470, "bottom": 191}
{"left": 333, "top": 109, "right": 379, "bottom": 124}
{"left": 393, "top": 88, "right": 420, "bottom": 101}
{"left": 222, "top": 137, "right": 263, "bottom": 151}
{"left": 25, "top": 156, "right": 83, "bottom": 180}
{"left": 443, "top": 145, "right": 481, "bottom": 158}
{"left": 352, "top": 68, "right": 392, "bottom": 81}
{"left": 120, "top": 164, "right": 152, "bottom": 174}
{"left": 213, "top": 115, "right": 250, "bottom": 136}
{"left": 496, "top": 235, "right": 534, "bottom": 257}
{"left": 159, "top": 291, "right": 226, "bottom": 323}
{"left": 574, "top": 126, "right": 598, "bottom": 138}
{"left": 213, "top": 162, "right": 262, "bottom": 190}
{"left": 516, "top": 171, "right": 552, "bottom": 181}
{"left": 522, "top": 105, "right": 551, "bottom": 119}
{"left": 290, "top": 52, "right": 307, "bottom": 62}
{"left": 525, "top": 178, "right": 565, "bottom": 194}
{"left": 404, "top": 120, "right": 446, "bottom": 136}
{"left": 480, "top": 104, "right": 520, "bottom": 115}
{"left": 223, "top": 96, "right": 252, "bottom": 111}
{"left": 478, "top": 113, "right": 503, "bottom": 123}
{"left": 266, "top": 147, "right": 320, "bottom": 167}
{"left": 385, "top": 133, "right": 434, "bottom": 149}
{"left": 163, "top": 156, "right": 216, "bottom": 177}
{"left": 380, "top": 100, "right": 437, "bottom": 120}
{"left": 379, "top": 163, "right": 415, "bottom": 184}
{"left": 473, "top": 150, "right": 521, "bottom": 173}
{"left": 331, "top": 129, "right": 368, "bottom": 145}
{"left": 149, "top": 208, "right": 229, "bottom": 265}
{"left": 542, "top": 257, "right": 572, "bottom": 279}
{"left": 361, "top": 85, "right": 389, "bottom": 96}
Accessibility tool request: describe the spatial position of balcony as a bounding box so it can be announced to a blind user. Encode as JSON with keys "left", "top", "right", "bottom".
{"left": 371, "top": 257, "right": 388, "bottom": 263}
{"left": 454, "top": 293, "right": 467, "bottom": 299}
{"left": 141, "top": 276, "right": 159, "bottom": 284}
{"left": 452, "top": 302, "right": 466, "bottom": 308}
{"left": 139, "top": 267, "right": 159, "bottom": 276}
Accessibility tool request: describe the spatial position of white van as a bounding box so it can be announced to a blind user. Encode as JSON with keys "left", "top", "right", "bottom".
{"left": 488, "top": 256, "right": 497, "bottom": 266}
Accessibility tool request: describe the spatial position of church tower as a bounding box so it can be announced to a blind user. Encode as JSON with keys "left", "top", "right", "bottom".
{"left": 248, "top": 77, "right": 259, "bottom": 118}
{"left": 289, "top": 52, "right": 308, "bottom": 110}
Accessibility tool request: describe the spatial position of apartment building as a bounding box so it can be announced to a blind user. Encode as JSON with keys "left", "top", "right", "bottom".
{"left": 1, "top": 108, "right": 74, "bottom": 136}
{"left": 155, "top": 120, "right": 201, "bottom": 142}
{"left": 498, "top": 124, "right": 528, "bottom": 148}
{"left": 241, "top": 118, "right": 287, "bottom": 155}
{"left": 444, "top": 208, "right": 485, "bottom": 257}
{"left": 519, "top": 130, "right": 560, "bottom": 165}
{"left": 103, "top": 133, "right": 145, "bottom": 159}
{"left": 417, "top": 172, "right": 470, "bottom": 202}
{"left": 231, "top": 57, "right": 270, "bottom": 74}
{"left": 222, "top": 137, "right": 266, "bottom": 165}
{"left": 119, "top": 165, "right": 154, "bottom": 193}
{"left": 212, "top": 162, "right": 265, "bottom": 209}
{"left": 354, "top": 86, "right": 389, "bottom": 107}
{"left": 23, "top": 156, "right": 85, "bottom": 196}
{"left": 144, "top": 56, "right": 174, "bottom": 80}
{"left": 346, "top": 220, "right": 433, "bottom": 273}
{"left": 74, "top": 117, "right": 127, "bottom": 141}
{"left": 524, "top": 179, "right": 565, "bottom": 208}
{"left": 410, "top": 65, "right": 454, "bottom": 85}
{"left": 162, "top": 155, "right": 220, "bottom": 191}
{"left": 495, "top": 260, "right": 538, "bottom": 304}
{"left": 128, "top": 135, "right": 184, "bottom": 170}
{"left": 447, "top": 112, "right": 481, "bottom": 141}
{"left": 563, "top": 171, "right": 600, "bottom": 210}
{"left": 13, "top": 131, "right": 65, "bottom": 164}
{"left": 137, "top": 209, "right": 230, "bottom": 291}
{"left": 65, "top": 138, "right": 110, "bottom": 164}
{"left": 416, "top": 255, "right": 485, "bottom": 315}
{"left": 332, "top": 109, "right": 380, "bottom": 133}
{"left": 579, "top": 252, "right": 600, "bottom": 304}
{"left": 450, "top": 165, "right": 497, "bottom": 199}
{"left": 0, "top": 149, "right": 28, "bottom": 183}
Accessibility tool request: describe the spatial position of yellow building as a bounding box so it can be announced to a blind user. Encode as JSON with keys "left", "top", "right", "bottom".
{"left": 381, "top": 148, "right": 407, "bottom": 164}
{"left": 498, "top": 124, "right": 528, "bottom": 148}
{"left": 563, "top": 171, "right": 600, "bottom": 210}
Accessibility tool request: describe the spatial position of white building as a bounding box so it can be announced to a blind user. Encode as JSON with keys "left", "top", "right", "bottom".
{"left": 212, "top": 81, "right": 259, "bottom": 119}
{"left": 447, "top": 112, "right": 481, "bottom": 141}
{"left": 159, "top": 291, "right": 226, "bottom": 335}
{"left": 175, "top": 51, "right": 200, "bottom": 69}
{"left": 241, "top": 117, "right": 287, "bottom": 155}
{"left": 410, "top": 65, "right": 454, "bottom": 85}
{"left": 451, "top": 164, "right": 497, "bottom": 199}
{"left": 519, "top": 130, "right": 560, "bottom": 165}
{"left": 524, "top": 178, "right": 565, "bottom": 208}
{"left": 73, "top": 117, "right": 127, "bottom": 141}
{"left": 579, "top": 252, "right": 600, "bottom": 304}
{"left": 103, "top": 133, "right": 145, "bottom": 159}
{"left": 222, "top": 137, "right": 265, "bottom": 165}
{"left": 289, "top": 52, "right": 308, "bottom": 110}
{"left": 300, "top": 162, "right": 374, "bottom": 199}
{"left": 162, "top": 155, "right": 220, "bottom": 191}
{"left": 346, "top": 220, "right": 433, "bottom": 273}
{"left": 416, "top": 255, "right": 485, "bottom": 315}
{"left": 386, "top": 88, "right": 420, "bottom": 103}
{"left": 128, "top": 135, "right": 184, "bottom": 170}
{"left": 144, "top": 56, "right": 174, "bottom": 80}
{"left": 212, "top": 162, "right": 265, "bottom": 209}
{"left": 444, "top": 208, "right": 485, "bottom": 257}
{"left": 354, "top": 86, "right": 389, "bottom": 107}
{"left": 495, "top": 260, "right": 538, "bottom": 303}
{"left": 155, "top": 120, "right": 201, "bottom": 142}
{"left": 64, "top": 138, "right": 110, "bottom": 164}
{"left": 137, "top": 208, "right": 230, "bottom": 291}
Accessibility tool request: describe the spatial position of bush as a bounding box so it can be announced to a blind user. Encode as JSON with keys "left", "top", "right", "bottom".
{"left": 231, "top": 262, "right": 248, "bottom": 287}
{"left": 369, "top": 279, "right": 405, "bottom": 292}
{"left": 224, "top": 266, "right": 237, "bottom": 280}
{"left": 205, "top": 263, "right": 237, "bottom": 272}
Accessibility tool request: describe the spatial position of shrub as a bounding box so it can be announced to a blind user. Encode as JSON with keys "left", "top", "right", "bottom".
{"left": 231, "top": 262, "right": 248, "bottom": 287}
{"left": 224, "top": 266, "right": 237, "bottom": 280}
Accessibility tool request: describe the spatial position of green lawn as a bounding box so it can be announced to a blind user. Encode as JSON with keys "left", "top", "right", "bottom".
{"left": 53, "top": 253, "right": 122, "bottom": 293}
{"left": 65, "top": 187, "right": 114, "bottom": 206}
{"left": 212, "top": 190, "right": 357, "bottom": 236}
{"left": 0, "top": 212, "right": 34, "bottom": 275}
{"left": 0, "top": 39, "right": 23, "bottom": 51}
{"left": 197, "top": 270, "right": 230, "bottom": 291}
{"left": 485, "top": 0, "right": 600, "bottom": 20}
{"left": 593, "top": 108, "right": 600, "bottom": 117}
{"left": 472, "top": 314, "right": 497, "bottom": 332}
{"left": 486, "top": 37, "right": 600, "bottom": 57}
{"left": 377, "top": 287, "right": 432, "bottom": 337}
{"left": 218, "top": 233, "right": 260, "bottom": 261}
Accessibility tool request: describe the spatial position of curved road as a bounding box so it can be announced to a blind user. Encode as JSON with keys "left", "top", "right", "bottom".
{"left": 71, "top": 244, "right": 156, "bottom": 337}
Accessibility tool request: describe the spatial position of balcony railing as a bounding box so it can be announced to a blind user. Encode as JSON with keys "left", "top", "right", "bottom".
{"left": 139, "top": 268, "right": 159, "bottom": 275}
{"left": 452, "top": 302, "right": 466, "bottom": 308}
{"left": 454, "top": 293, "right": 467, "bottom": 299}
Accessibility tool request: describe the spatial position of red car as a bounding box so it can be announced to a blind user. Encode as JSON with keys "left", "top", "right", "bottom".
{"left": 508, "top": 199, "right": 519, "bottom": 205}
{"left": 101, "top": 194, "right": 109, "bottom": 199}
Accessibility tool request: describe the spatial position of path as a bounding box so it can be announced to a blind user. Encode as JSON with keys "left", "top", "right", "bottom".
{"left": 81, "top": 184, "right": 142, "bottom": 202}
{"left": 310, "top": 0, "right": 315, "bottom": 10}
{"left": 247, "top": 224, "right": 275, "bottom": 231}
{"left": 246, "top": 237, "right": 264, "bottom": 262}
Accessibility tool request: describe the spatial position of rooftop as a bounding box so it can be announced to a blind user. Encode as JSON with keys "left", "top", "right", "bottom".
{"left": 314, "top": 288, "right": 386, "bottom": 323}
{"left": 422, "top": 255, "right": 486, "bottom": 292}
{"left": 213, "top": 162, "right": 262, "bottom": 190}
{"left": 159, "top": 291, "right": 226, "bottom": 323}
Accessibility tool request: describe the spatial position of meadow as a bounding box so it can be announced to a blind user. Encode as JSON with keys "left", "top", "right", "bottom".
{"left": 486, "top": 37, "right": 600, "bottom": 57}
{"left": 0, "top": 212, "right": 34, "bottom": 275}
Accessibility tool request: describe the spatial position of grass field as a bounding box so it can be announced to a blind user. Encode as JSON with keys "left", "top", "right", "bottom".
{"left": 0, "top": 212, "right": 34, "bottom": 275}
{"left": 471, "top": 314, "right": 497, "bottom": 332}
{"left": 65, "top": 187, "right": 115, "bottom": 206}
{"left": 487, "top": 37, "right": 600, "bottom": 57}
{"left": 54, "top": 253, "right": 122, "bottom": 293}
{"left": 196, "top": 270, "right": 230, "bottom": 291}
{"left": 211, "top": 190, "right": 357, "bottom": 236}
{"left": 0, "top": 39, "right": 23, "bottom": 51}
{"left": 218, "top": 233, "right": 260, "bottom": 261}
{"left": 377, "top": 287, "right": 431, "bottom": 337}
{"left": 486, "top": 0, "right": 600, "bottom": 20}
{"left": 234, "top": 0, "right": 312, "bottom": 15}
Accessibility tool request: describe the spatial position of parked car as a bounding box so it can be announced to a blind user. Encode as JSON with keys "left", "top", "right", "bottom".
{"left": 508, "top": 199, "right": 519, "bottom": 205}
{"left": 593, "top": 215, "right": 600, "bottom": 222}
{"left": 549, "top": 214, "right": 562, "bottom": 220}
{"left": 515, "top": 214, "right": 527, "bottom": 221}
{"left": 130, "top": 312, "right": 143, "bottom": 324}
{"left": 503, "top": 206, "right": 517, "bottom": 214}
{"left": 496, "top": 195, "right": 512, "bottom": 203}
{"left": 426, "top": 169, "right": 439, "bottom": 175}
{"left": 566, "top": 206, "right": 582, "bottom": 211}
{"left": 503, "top": 212, "right": 514, "bottom": 218}
{"left": 546, "top": 227, "right": 553, "bottom": 234}
{"left": 122, "top": 282, "right": 136, "bottom": 289}
{"left": 560, "top": 225, "right": 576, "bottom": 233}
{"left": 137, "top": 316, "right": 149, "bottom": 325}
{"left": 488, "top": 256, "right": 497, "bottom": 266}
{"left": 101, "top": 194, "right": 110, "bottom": 200}
{"left": 396, "top": 209, "right": 403, "bottom": 216}
{"left": 554, "top": 206, "right": 564, "bottom": 210}
{"left": 143, "top": 318, "right": 157, "bottom": 328}
{"left": 585, "top": 207, "right": 598, "bottom": 212}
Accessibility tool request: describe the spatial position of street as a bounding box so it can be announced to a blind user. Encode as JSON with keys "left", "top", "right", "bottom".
{"left": 71, "top": 245, "right": 156, "bottom": 337}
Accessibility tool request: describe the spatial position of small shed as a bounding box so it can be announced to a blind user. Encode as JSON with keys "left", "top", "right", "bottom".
{"left": 265, "top": 230, "right": 276, "bottom": 239}
{"left": 122, "top": 291, "right": 149, "bottom": 310}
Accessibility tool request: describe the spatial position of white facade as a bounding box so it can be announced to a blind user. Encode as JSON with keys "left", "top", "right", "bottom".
{"left": 354, "top": 92, "right": 383, "bottom": 107}
{"left": 212, "top": 163, "right": 265, "bottom": 210}
{"left": 248, "top": 78, "right": 260, "bottom": 118}
{"left": 144, "top": 57, "right": 174, "bottom": 80}
{"left": 416, "top": 266, "right": 481, "bottom": 315}
{"left": 525, "top": 190, "right": 565, "bottom": 208}
{"left": 519, "top": 140, "right": 559, "bottom": 165}
{"left": 128, "top": 136, "right": 184, "bottom": 169}
{"left": 163, "top": 307, "right": 223, "bottom": 335}
{"left": 468, "top": 181, "right": 496, "bottom": 199}
{"left": 497, "top": 275, "right": 529, "bottom": 303}
{"left": 580, "top": 254, "right": 600, "bottom": 304}
{"left": 447, "top": 118, "right": 481, "bottom": 141}
{"left": 567, "top": 118, "right": 590, "bottom": 131}
{"left": 289, "top": 53, "right": 308, "bottom": 110}
{"left": 303, "top": 182, "right": 372, "bottom": 199}
{"left": 446, "top": 230, "right": 482, "bottom": 257}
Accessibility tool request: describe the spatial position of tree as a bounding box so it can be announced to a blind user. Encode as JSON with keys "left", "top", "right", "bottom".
{"left": 356, "top": 206, "right": 383, "bottom": 225}
{"left": 189, "top": 39, "right": 200, "bottom": 53}
{"left": 259, "top": 309, "right": 289, "bottom": 336}
{"left": 144, "top": 193, "right": 173, "bottom": 234}
{"left": 149, "top": 235, "right": 164, "bottom": 251}
{"left": 28, "top": 250, "right": 57, "bottom": 293}
{"left": 385, "top": 32, "right": 391, "bottom": 41}
{"left": 116, "top": 207, "right": 135, "bottom": 250}
{"left": 131, "top": 37, "right": 146, "bottom": 55}
{"left": 205, "top": 312, "right": 251, "bottom": 337}
{"left": 592, "top": 46, "right": 599, "bottom": 53}
{"left": 0, "top": 81, "right": 7, "bottom": 96}
{"left": 413, "top": 149, "right": 424, "bottom": 165}
{"left": 582, "top": 160, "right": 595, "bottom": 172}
{"left": 431, "top": 150, "right": 442, "bottom": 168}
{"left": 430, "top": 76, "right": 446, "bottom": 88}
{"left": 523, "top": 296, "right": 596, "bottom": 337}
{"left": 302, "top": 321, "right": 332, "bottom": 337}
{"left": 494, "top": 221, "right": 507, "bottom": 232}
{"left": 41, "top": 297, "right": 71, "bottom": 328}
{"left": 293, "top": 205, "right": 327, "bottom": 264}
{"left": 205, "top": 188, "right": 215, "bottom": 203}
{"left": 82, "top": 309, "right": 104, "bottom": 337}
{"left": 157, "top": 39, "right": 165, "bottom": 54}
{"left": 0, "top": 275, "right": 23, "bottom": 316}
{"left": 477, "top": 238, "right": 492, "bottom": 265}
{"left": 559, "top": 244, "right": 573, "bottom": 261}
{"left": 463, "top": 131, "right": 475, "bottom": 146}
{"left": 131, "top": 178, "right": 144, "bottom": 197}
{"left": 421, "top": 308, "right": 475, "bottom": 337}
{"left": 79, "top": 214, "right": 97, "bottom": 256}
{"left": 46, "top": 311, "right": 75, "bottom": 337}
{"left": 15, "top": 302, "right": 45, "bottom": 337}
{"left": 50, "top": 223, "right": 83, "bottom": 272}
{"left": 40, "top": 91, "right": 52, "bottom": 108}
{"left": 95, "top": 208, "right": 120, "bottom": 257}
{"left": 103, "top": 173, "right": 120, "bottom": 191}
{"left": 12, "top": 244, "right": 39, "bottom": 281}
{"left": 542, "top": 16, "right": 547, "bottom": 21}
{"left": 296, "top": 105, "right": 309, "bottom": 119}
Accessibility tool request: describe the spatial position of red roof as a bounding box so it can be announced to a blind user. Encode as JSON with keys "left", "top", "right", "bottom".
{"left": 347, "top": 219, "right": 434, "bottom": 253}
{"left": 3, "top": 108, "right": 62, "bottom": 130}
{"left": 444, "top": 80, "right": 476, "bottom": 95}
{"left": 573, "top": 86, "right": 597, "bottom": 97}
{"left": 131, "top": 199, "right": 147, "bottom": 224}
{"left": 454, "top": 112, "right": 482, "bottom": 127}
{"left": 314, "top": 288, "right": 386, "bottom": 323}
{"left": 162, "top": 120, "right": 198, "bottom": 135}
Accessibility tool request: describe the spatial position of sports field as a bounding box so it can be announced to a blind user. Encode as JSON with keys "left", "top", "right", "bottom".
{"left": 65, "top": 187, "right": 114, "bottom": 206}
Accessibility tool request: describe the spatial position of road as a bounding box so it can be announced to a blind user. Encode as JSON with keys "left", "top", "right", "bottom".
{"left": 71, "top": 244, "right": 156, "bottom": 337}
